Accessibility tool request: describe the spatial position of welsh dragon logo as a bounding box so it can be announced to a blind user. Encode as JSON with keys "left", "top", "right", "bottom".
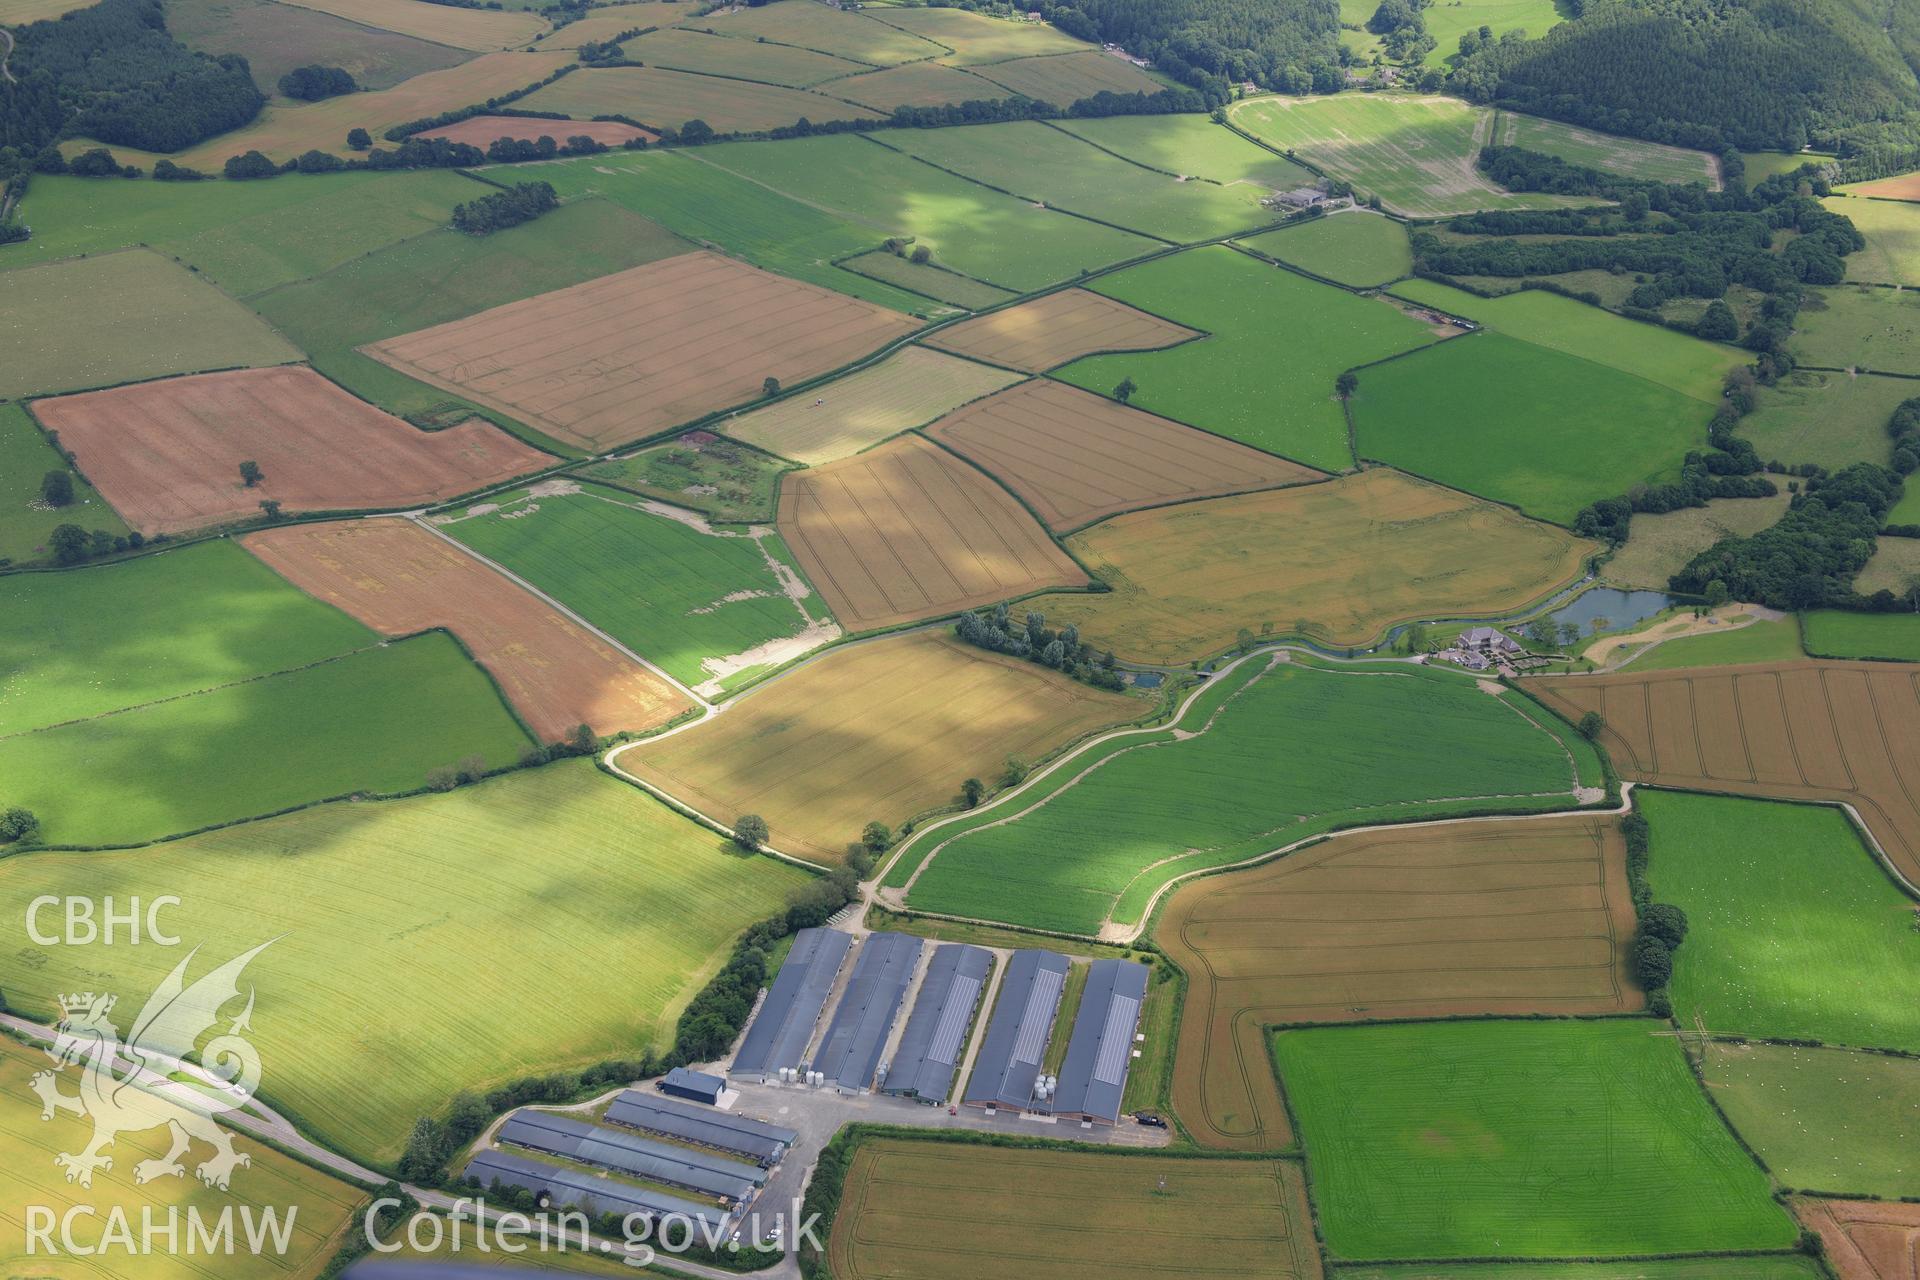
{"left": 29, "top": 941, "right": 273, "bottom": 1192}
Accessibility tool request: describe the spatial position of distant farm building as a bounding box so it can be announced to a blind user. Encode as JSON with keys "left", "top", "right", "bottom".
{"left": 1272, "top": 186, "right": 1330, "bottom": 210}
{"left": 658, "top": 1066, "right": 725, "bottom": 1106}
{"left": 462, "top": 1149, "right": 735, "bottom": 1234}
{"left": 604, "top": 1091, "right": 795, "bottom": 1167}
{"left": 496, "top": 1111, "right": 763, "bottom": 1204}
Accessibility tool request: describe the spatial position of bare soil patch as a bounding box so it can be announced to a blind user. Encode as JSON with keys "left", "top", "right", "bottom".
{"left": 419, "top": 115, "right": 655, "bottom": 147}
{"left": 33, "top": 366, "right": 550, "bottom": 536}
{"left": 364, "top": 251, "right": 920, "bottom": 452}
{"left": 1533, "top": 661, "right": 1920, "bottom": 887}
{"left": 925, "top": 379, "right": 1322, "bottom": 530}
{"left": 1794, "top": 1199, "right": 1920, "bottom": 1280}
{"left": 925, "top": 288, "right": 1199, "bottom": 372}
{"left": 245, "top": 519, "right": 691, "bottom": 739}
{"left": 1160, "top": 813, "right": 1639, "bottom": 1151}
{"left": 777, "top": 432, "right": 1088, "bottom": 631}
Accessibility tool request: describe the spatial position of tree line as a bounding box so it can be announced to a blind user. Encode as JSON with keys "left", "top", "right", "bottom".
{"left": 955, "top": 604, "right": 1130, "bottom": 692}
{"left": 451, "top": 180, "right": 558, "bottom": 235}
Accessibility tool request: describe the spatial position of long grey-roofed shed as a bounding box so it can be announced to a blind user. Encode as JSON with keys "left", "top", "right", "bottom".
{"left": 882, "top": 943, "right": 991, "bottom": 1104}
{"left": 462, "top": 1149, "right": 734, "bottom": 1234}
{"left": 961, "top": 948, "right": 1069, "bottom": 1113}
{"left": 730, "top": 927, "right": 852, "bottom": 1082}
{"left": 814, "top": 931, "right": 924, "bottom": 1093}
{"left": 1052, "top": 958, "right": 1148, "bottom": 1124}
{"left": 498, "top": 1112, "right": 764, "bottom": 1203}
{"left": 604, "top": 1092, "right": 795, "bottom": 1166}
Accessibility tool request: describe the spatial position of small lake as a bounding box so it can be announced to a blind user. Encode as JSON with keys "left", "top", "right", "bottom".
{"left": 1544, "top": 587, "right": 1676, "bottom": 636}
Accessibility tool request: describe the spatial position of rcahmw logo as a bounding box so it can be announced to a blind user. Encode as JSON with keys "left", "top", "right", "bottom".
{"left": 22, "top": 940, "right": 301, "bottom": 1259}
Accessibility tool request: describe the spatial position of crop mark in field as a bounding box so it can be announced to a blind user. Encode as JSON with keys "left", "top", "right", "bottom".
{"left": 1795, "top": 1198, "right": 1920, "bottom": 1280}
{"left": 1534, "top": 661, "right": 1920, "bottom": 887}
{"left": 924, "top": 288, "right": 1199, "bottom": 373}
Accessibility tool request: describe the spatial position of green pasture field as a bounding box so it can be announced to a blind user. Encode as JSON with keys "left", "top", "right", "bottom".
{"left": 1052, "top": 114, "right": 1313, "bottom": 189}
{"left": 870, "top": 5, "right": 1085, "bottom": 62}
{"left": 0, "top": 630, "right": 532, "bottom": 847}
{"left": 1391, "top": 279, "right": 1738, "bottom": 401}
{"left": 1893, "top": 483, "right": 1920, "bottom": 523}
{"left": 1744, "top": 150, "right": 1836, "bottom": 184}
{"left": 1230, "top": 94, "right": 1579, "bottom": 218}
{"left": 1617, "top": 618, "right": 1805, "bottom": 670}
{"left": 971, "top": 49, "right": 1165, "bottom": 103}
{"left": 1801, "top": 609, "right": 1920, "bottom": 661}
{"left": 0, "top": 539, "right": 375, "bottom": 735}
{"left": 1739, "top": 369, "right": 1906, "bottom": 471}
{"left": 1274, "top": 1019, "right": 1796, "bottom": 1260}
{"left": 0, "top": 249, "right": 300, "bottom": 400}
{"left": 442, "top": 481, "right": 826, "bottom": 691}
{"left": 1239, "top": 211, "right": 1412, "bottom": 287}
{"left": 1338, "top": 1262, "right": 1820, "bottom": 1280}
{"left": 251, "top": 199, "right": 690, "bottom": 436}
{"left": 1601, "top": 493, "right": 1793, "bottom": 591}
{"left": 1638, "top": 790, "right": 1920, "bottom": 1052}
{"left": 0, "top": 1036, "right": 364, "bottom": 1279}
{"left": 0, "top": 761, "right": 810, "bottom": 1165}
{"left": 1858, "top": 535, "right": 1920, "bottom": 594}
{"left": 619, "top": 26, "right": 868, "bottom": 85}
{"left": 1353, "top": 332, "right": 1710, "bottom": 525}
{"left": 1056, "top": 245, "right": 1434, "bottom": 470}
{"left": 537, "top": 152, "right": 928, "bottom": 312}
{"left": 693, "top": 134, "right": 1158, "bottom": 292}
{"left": 883, "top": 122, "right": 1282, "bottom": 243}
{"left": 1417, "top": 0, "right": 1567, "bottom": 64}
{"left": 1705, "top": 1040, "right": 1919, "bottom": 1198}
{"left": 1829, "top": 196, "right": 1920, "bottom": 286}
{"left": 1494, "top": 111, "right": 1720, "bottom": 186}
{"left": 573, "top": 436, "right": 793, "bottom": 523}
{"left": 167, "top": 0, "right": 468, "bottom": 94}
{"left": 839, "top": 250, "right": 1016, "bottom": 308}
{"left": 5, "top": 170, "right": 485, "bottom": 296}
{"left": 0, "top": 402, "right": 128, "bottom": 566}
{"left": 520, "top": 65, "right": 883, "bottom": 134}
{"left": 898, "top": 656, "right": 1601, "bottom": 935}
{"left": 686, "top": 0, "right": 947, "bottom": 63}
{"left": 1791, "top": 284, "right": 1920, "bottom": 373}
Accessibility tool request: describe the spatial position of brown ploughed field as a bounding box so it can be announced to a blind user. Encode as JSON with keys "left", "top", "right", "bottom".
{"left": 1532, "top": 661, "right": 1920, "bottom": 887}
{"left": 1159, "top": 813, "right": 1640, "bottom": 1151}
{"left": 777, "top": 432, "right": 1089, "bottom": 631}
{"left": 418, "top": 115, "right": 656, "bottom": 147}
{"left": 924, "top": 378, "right": 1322, "bottom": 530}
{"left": 924, "top": 288, "right": 1199, "bottom": 372}
{"left": 33, "top": 366, "right": 551, "bottom": 536}
{"left": 364, "top": 252, "right": 921, "bottom": 452}
{"left": 244, "top": 519, "right": 693, "bottom": 740}
{"left": 1851, "top": 172, "right": 1920, "bottom": 202}
{"left": 1795, "top": 1199, "right": 1920, "bottom": 1280}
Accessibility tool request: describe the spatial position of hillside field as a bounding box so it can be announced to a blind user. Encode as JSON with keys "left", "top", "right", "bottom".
{"left": 1056, "top": 245, "right": 1437, "bottom": 470}
{"left": 1704, "top": 1041, "right": 1919, "bottom": 1198}
{"left": 1494, "top": 111, "right": 1720, "bottom": 185}
{"left": 0, "top": 763, "right": 810, "bottom": 1164}
{"left": 1239, "top": 211, "right": 1413, "bottom": 288}
{"left": 1053, "top": 113, "right": 1313, "bottom": 189}
{"left": 1792, "top": 285, "right": 1920, "bottom": 373}
{"left": 1274, "top": 1019, "right": 1796, "bottom": 1259}
{"left": 167, "top": 0, "right": 469, "bottom": 95}
{"left": 520, "top": 64, "right": 884, "bottom": 133}
{"left": 1739, "top": 369, "right": 1906, "bottom": 471}
{"left": 1830, "top": 196, "right": 1920, "bottom": 286}
{"left": 899, "top": 656, "right": 1602, "bottom": 935}
{"left": 1600, "top": 493, "right": 1794, "bottom": 590}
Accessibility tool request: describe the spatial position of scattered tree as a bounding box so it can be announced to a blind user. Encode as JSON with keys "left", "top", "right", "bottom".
{"left": 961, "top": 777, "right": 985, "bottom": 807}
{"left": 1335, "top": 370, "right": 1359, "bottom": 398}
{"left": 49, "top": 523, "right": 89, "bottom": 565}
{"left": 861, "top": 821, "right": 891, "bottom": 854}
{"left": 1639, "top": 902, "right": 1690, "bottom": 949}
{"left": 0, "top": 807, "right": 38, "bottom": 843}
{"left": 733, "top": 813, "right": 769, "bottom": 851}
{"left": 347, "top": 128, "right": 372, "bottom": 151}
{"left": 1002, "top": 754, "right": 1029, "bottom": 787}
{"left": 568, "top": 723, "right": 596, "bottom": 754}
{"left": 40, "top": 471, "right": 73, "bottom": 507}
{"left": 1631, "top": 933, "right": 1673, "bottom": 989}
{"left": 223, "top": 150, "right": 278, "bottom": 180}
{"left": 1577, "top": 710, "right": 1604, "bottom": 740}
{"left": 762, "top": 376, "right": 781, "bottom": 397}
{"left": 426, "top": 765, "right": 459, "bottom": 792}
{"left": 909, "top": 244, "right": 932, "bottom": 265}
{"left": 239, "top": 460, "right": 263, "bottom": 487}
{"left": 277, "top": 65, "right": 356, "bottom": 101}
{"left": 1112, "top": 376, "right": 1137, "bottom": 403}
{"left": 258, "top": 499, "right": 282, "bottom": 520}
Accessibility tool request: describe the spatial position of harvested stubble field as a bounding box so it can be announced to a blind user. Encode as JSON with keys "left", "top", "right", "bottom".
{"left": 1230, "top": 94, "right": 1581, "bottom": 218}
{"left": 830, "top": 60, "right": 1014, "bottom": 110}
{"left": 0, "top": 762, "right": 810, "bottom": 1165}
{"left": 1601, "top": 493, "right": 1794, "bottom": 590}
{"left": 723, "top": 346, "right": 1023, "bottom": 464}
{"left": 1795, "top": 1198, "right": 1920, "bottom": 1280}
{"left": 826, "top": 1138, "right": 1320, "bottom": 1280}
{"left": 1239, "top": 210, "right": 1413, "bottom": 288}
{"left": 1829, "top": 196, "right": 1920, "bottom": 286}
{"left": 0, "top": 1038, "right": 362, "bottom": 1280}
{"left": 442, "top": 481, "right": 829, "bottom": 693}
{"left": 520, "top": 65, "right": 884, "bottom": 133}
{"left": 1792, "top": 284, "right": 1920, "bottom": 373}
{"left": 1849, "top": 171, "right": 1920, "bottom": 201}
{"left": 924, "top": 287, "right": 1199, "bottom": 372}
{"left": 870, "top": 4, "right": 1086, "bottom": 61}
{"left": 689, "top": 0, "right": 947, "bottom": 62}
{"left": 275, "top": 0, "right": 547, "bottom": 48}
{"left": 365, "top": 251, "right": 920, "bottom": 452}
{"left": 1057, "top": 245, "right": 1437, "bottom": 470}
{"left": 0, "top": 630, "right": 532, "bottom": 847}
{"left": 1494, "top": 111, "right": 1721, "bottom": 186}
{"left": 1273, "top": 1019, "right": 1797, "bottom": 1260}
{"left": 1803, "top": 610, "right": 1920, "bottom": 663}
{"left": 615, "top": 629, "right": 1135, "bottom": 864}
{"left": 1028, "top": 469, "right": 1597, "bottom": 664}
{"left": 245, "top": 520, "right": 693, "bottom": 740}
{"left": 618, "top": 26, "right": 868, "bottom": 85}
{"left": 168, "top": 0, "right": 467, "bottom": 95}
{"left": 1706, "top": 1042, "right": 1919, "bottom": 1199}
{"left": 0, "top": 0, "right": 94, "bottom": 18}
{"left": 419, "top": 115, "right": 655, "bottom": 147}
{"left": 0, "top": 249, "right": 299, "bottom": 400}
{"left": 839, "top": 250, "right": 1015, "bottom": 309}
{"left": 34, "top": 366, "right": 552, "bottom": 537}
{"left": 1633, "top": 790, "right": 1920, "bottom": 1052}
{"left": 532, "top": 1, "right": 692, "bottom": 49}
{"left": 777, "top": 432, "right": 1089, "bottom": 631}
{"left": 924, "top": 378, "right": 1323, "bottom": 531}
{"left": 1054, "top": 114, "right": 1313, "bottom": 189}
{"left": 899, "top": 656, "right": 1603, "bottom": 936}
{"left": 971, "top": 50, "right": 1163, "bottom": 102}
{"left": 1162, "top": 814, "right": 1641, "bottom": 1152}
{"left": 1532, "top": 661, "right": 1920, "bottom": 887}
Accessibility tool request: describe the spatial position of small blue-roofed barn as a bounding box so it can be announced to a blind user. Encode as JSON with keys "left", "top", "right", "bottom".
{"left": 658, "top": 1066, "right": 725, "bottom": 1106}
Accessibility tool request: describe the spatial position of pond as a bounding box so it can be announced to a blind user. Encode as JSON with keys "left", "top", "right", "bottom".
{"left": 1544, "top": 587, "right": 1676, "bottom": 637}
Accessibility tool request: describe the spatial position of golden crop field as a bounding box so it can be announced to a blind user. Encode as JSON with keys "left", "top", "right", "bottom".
{"left": 926, "top": 287, "right": 1199, "bottom": 372}
{"left": 275, "top": 0, "right": 547, "bottom": 49}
